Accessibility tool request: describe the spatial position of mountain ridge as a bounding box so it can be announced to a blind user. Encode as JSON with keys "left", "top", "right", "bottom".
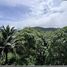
{"left": 32, "top": 27, "right": 59, "bottom": 32}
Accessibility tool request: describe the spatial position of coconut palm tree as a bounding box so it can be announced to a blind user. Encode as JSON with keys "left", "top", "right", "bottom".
{"left": 0, "top": 25, "right": 16, "bottom": 64}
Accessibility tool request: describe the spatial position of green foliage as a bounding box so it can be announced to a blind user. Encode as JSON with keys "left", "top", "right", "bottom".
{"left": 0, "top": 26, "right": 67, "bottom": 65}
{"left": 0, "top": 25, "right": 16, "bottom": 65}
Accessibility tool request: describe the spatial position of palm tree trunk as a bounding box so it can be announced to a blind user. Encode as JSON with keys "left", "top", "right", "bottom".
{"left": 5, "top": 50, "right": 8, "bottom": 64}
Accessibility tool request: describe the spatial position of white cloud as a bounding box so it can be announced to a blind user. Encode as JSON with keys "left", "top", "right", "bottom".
{"left": 0, "top": 0, "right": 67, "bottom": 28}
{"left": 19, "top": 0, "right": 67, "bottom": 28}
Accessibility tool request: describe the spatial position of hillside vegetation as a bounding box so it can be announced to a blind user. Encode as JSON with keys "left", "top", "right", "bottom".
{"left": 0, "top": 25, "right": 67, "bottom": 65}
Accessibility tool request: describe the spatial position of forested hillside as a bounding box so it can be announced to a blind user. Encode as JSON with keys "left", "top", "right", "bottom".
{"left": 33, "top": 27, "right": 58, "bottom": 32}
{"left": 0, "top": 25, "right": 67, "bottom": 65}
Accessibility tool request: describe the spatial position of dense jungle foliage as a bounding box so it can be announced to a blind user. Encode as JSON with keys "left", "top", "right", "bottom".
{"left": 0, "top": 25, "right": 67, "bottom": 65}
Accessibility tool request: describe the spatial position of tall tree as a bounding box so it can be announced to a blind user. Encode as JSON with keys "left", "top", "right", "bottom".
{"left": 0, "top": 25, "right": 16, "bottom": 64}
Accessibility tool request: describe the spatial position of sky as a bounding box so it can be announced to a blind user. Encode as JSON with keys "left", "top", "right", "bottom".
{"left": 0, "top": 0, "right": 67, "bottom": 28}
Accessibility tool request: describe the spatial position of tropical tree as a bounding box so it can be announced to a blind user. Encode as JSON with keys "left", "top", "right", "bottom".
{"left": 0, "top": 25, "right": 16, "bottom": 64}
{"left": 15, "top": 27, "right": 47, "bottom": 65}
{"left": 45, "top": 29, "right": 67, "bottom": 65}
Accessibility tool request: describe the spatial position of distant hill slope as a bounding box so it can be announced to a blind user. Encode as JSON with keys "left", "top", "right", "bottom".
{"left": 32, "top": 27, "right": 59, "bottom": 32}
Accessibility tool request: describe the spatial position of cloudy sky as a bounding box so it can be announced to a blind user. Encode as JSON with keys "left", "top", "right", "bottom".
{"left": 0, "top": 0, "right": 67, "bottom": 28}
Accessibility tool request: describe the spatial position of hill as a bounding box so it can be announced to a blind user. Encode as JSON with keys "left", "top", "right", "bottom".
{"left": 32, "top": 27, "right": 59, "bottom": 32}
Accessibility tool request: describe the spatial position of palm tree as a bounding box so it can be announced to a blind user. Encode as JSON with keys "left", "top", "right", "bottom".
{"left": 0, "top": 25, "right": 16, "bottom": 64}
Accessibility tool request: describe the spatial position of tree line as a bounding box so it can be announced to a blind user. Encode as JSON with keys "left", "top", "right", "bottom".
{"left": 0, "top": 25, "right": 67, "bottom": 65}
